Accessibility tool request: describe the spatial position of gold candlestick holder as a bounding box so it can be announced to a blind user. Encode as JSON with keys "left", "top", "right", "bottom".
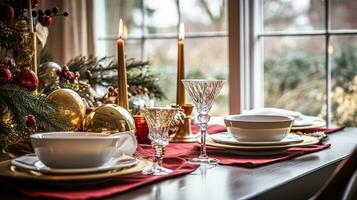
{"left": 170, "top": 103, "right": 198, "bottom": 142}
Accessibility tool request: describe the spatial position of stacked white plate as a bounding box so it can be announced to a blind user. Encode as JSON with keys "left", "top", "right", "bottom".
{"left": 11, "top": 153, "right": 139, "bottom": 175}
{"left": 207, "top": 132, "right": 320, "bottom": 156}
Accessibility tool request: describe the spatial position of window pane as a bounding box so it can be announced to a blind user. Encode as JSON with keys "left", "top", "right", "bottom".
{"left": 331, "top": 0, "right": 357, "bottom": 30}
{"left": 181, "top": 0, "right": 227, "bottom": 33}
{"left": 144, "top": 38, "right": 229, "bottom": 115}
{"left": 263, "top": 37, "right": 325, "bottom": 116}
{"left": 144, "top": 0, "right": 178, "bottom": 34}
{"left": 95, "top": 40, "right": 142, "bottom": 59}
{"left": 186, "top": 38, "right": 228, "bottom": 115}
{"left": 263, "top": 0, "right": 324, "bottom": 32}
{"left": 104, "top": 0, "right": 143, "bottom": 36}
{"left": 144, "top": 39, "right": 177, "bottom": 105}
{"left": 331, "top": 36, "right": 357, "bottom": 126}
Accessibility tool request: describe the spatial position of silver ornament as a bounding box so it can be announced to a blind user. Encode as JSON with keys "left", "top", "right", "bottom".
{"left": 39, "top": 62, "right": 62, "bottom": 87}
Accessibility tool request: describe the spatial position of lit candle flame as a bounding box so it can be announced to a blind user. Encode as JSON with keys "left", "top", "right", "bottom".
{"left": 179, "top": 23, "right": 185, "bottom": 41}
{"left": 119, "top": 19, "right": 123, "bottom": 39}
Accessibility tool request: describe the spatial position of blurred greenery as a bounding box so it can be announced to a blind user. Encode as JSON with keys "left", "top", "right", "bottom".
{"left": 264, "top": 45, "right": 357, "bottom": 126}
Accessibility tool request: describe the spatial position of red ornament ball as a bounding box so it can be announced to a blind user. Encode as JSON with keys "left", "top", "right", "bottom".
{"left": 26, "top": 115, "right": 37, "bottom": 127}
{"left": 0, "top": 65, "right": 13, "bottom": 84}
{"left": 17, "top": 70, "right": 39, "bottom": 91}
{"left": 0, "top": 4, "right": 14, "bottom": 21}
{"left": 41, "top": 16, "right": 53, "bottom": 26}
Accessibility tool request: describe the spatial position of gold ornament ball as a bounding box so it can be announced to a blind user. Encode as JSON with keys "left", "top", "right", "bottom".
{"left": 83, "top": 104, "right": 135, "bottom": 133}
{"left": 47, "top": 88, "right": 86, "bottom": 131}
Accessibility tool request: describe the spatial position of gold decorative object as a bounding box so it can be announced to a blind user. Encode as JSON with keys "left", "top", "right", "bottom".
{"left": 170, "top": 104, "right": 198, "bottom": 142}
{"left": 47, "top": 88, "right": 86, "bottom": 131}
{"left": 38, "top": 62, "right": 61, "bottom": 87}
{"left": 1, "top": 107, "right": 12, "bottom": 125}
{"left": 83, "top": 104, "right": 135, "bottom": 133}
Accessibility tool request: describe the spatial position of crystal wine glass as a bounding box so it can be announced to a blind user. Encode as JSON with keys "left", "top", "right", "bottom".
{"left": 141, "top": 107, "right": 178, "bottom": 175}
{"left": 182, "top": 79, "right": 224, "bottom": 165}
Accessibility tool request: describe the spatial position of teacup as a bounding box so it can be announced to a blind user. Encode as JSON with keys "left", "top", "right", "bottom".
{"left": 30, "top": 131, "right": 137, "bottom": 169}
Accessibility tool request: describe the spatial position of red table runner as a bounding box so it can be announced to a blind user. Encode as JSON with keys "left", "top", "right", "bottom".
{"left": 137, "top": 124, "right": 343, "bottom": 168}
{"left": 20, "top": 157, "right": 199, "bottom": 200}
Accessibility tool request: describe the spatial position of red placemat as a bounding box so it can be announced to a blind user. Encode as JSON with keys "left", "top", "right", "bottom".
{"left": 136, "top": 124, "right": 338, "bottom": 168}
{"left": 137, "top": 143, "right": 331, "bottom": 168}
{"left": 19, "top": 157, "right": 199, "bottom": 200}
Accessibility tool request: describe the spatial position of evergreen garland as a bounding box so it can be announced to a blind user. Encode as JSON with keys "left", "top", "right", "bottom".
{"left": 0, "top": 85, "right": 71, "bottom": 150}
{"left": 65, "top": 56, "right": 166, "bottom": 100}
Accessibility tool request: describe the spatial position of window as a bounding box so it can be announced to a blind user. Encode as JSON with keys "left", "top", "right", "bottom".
{"left": 247, "top": 0, "right": 357, "bottom": 126}
{"left": 94, "top": 0, "right": 228, "bottom": 115}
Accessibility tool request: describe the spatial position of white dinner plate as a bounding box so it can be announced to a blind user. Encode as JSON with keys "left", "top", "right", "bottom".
{"left": 210, "top": 132, "right": 303, "bottom": 146}
{"left": 11, "top": 154, "right": 139, "bottom": 174}
{"left": 206, "top": 135, "right": 320, "bottom": 150}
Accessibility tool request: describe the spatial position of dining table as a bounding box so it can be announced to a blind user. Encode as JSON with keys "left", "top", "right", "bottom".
{"left": 0, "top": 127, "right": 356, "bottom": 200}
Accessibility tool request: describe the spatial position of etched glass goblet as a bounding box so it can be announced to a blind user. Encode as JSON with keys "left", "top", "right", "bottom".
{"left": 141, "top": 107, "right": 178, "bottom": 175}
{"left": 182, "top": 79, "right": 224, "bottom": 165}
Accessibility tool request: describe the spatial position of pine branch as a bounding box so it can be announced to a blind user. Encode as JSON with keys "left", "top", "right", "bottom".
{"left": 65, "top": 56, "right": 166, "bottom": 100}
{"left": 0, "top": 85, "right": 71, "bottom": 132}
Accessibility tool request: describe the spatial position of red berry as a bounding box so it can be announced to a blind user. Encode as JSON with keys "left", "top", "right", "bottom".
{"left": 32, "top": 10, "right": 37, "bottom": 17}
{"left": 17, "top": 70, "right": 39, "bottom": 91}
{"left": 40, "top": 16, "right": 53, "bottom": 27}
{"left": 85, "top": 70, "right": 92, "bottom": 79}
{"left": 0, "top": 4, "right": 14, "bottom": 21}
{"left": 37, "top": 9, "right": 44, "bottom": 16}
{"left": 0, "top": 65, "right": 12, "bottom": 84}
{"left": 44, "top": 9, "right": 51, "bottom": 16}
{"left": 68, "top": 71, "right": 75, "bottom": 81}
{"left": 52, "top": 7, "right": 59, "bottom": 15}
{"left": 31, "top": 0, "right": 40, "bottom": 8}
{"left": 62, "top": 65, "right": 69, "bottom": 72}
{"left": 37, "top": 15, "right": 44, "bottom": 23}
{"left": 61, "top": 70, "right": 69, "bottom": 79}
{"left": 26, "top": 115, "right": 37, "bottom": 127}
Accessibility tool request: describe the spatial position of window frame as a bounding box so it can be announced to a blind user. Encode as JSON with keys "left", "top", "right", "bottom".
{"left": 96, "top": 0, "right": 230, "bottom": 112}
{"left": 244, "top": 0, "right": 357, "bottom": 126}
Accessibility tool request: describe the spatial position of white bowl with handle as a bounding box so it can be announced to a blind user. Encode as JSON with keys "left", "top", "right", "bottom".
{"left": 224, "top": 115, "right": 294, "bottom": 142}
{"left": 30, "top": 131, "right": 137, "bottom": 169}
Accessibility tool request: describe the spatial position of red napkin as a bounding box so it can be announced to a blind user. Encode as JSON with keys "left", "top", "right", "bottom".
{"left": 191, "top": 124, "right": 227, "bottom": 134}
{"left": 19, "top": 157, "right": 199, "bottom": 200}
{"left": 137, "top": 143, "right": 331, "bottom": 168}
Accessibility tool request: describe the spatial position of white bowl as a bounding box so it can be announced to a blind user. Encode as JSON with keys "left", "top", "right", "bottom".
{"left": 30, "top": 131, "right": 137, "bottom": 169}
{"left": 224, "top": 115, "right": 294, "bottom": 142}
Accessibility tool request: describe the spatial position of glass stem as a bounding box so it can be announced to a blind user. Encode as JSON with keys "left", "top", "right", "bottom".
{"left": 153, "top": 143, "right": 164, "bottom": 168}
{"left": 199, "top": 113, "right": 209, "bottom": 159}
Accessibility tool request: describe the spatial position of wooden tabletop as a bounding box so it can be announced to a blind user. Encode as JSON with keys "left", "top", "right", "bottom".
{"left": 0, "top": 128, "right": 356, "bottom": 200}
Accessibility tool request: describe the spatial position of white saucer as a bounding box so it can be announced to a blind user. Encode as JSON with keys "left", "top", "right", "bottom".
{"left": 11, "top": 154, "right": 138, "bottom": 174}
{"left": 210, "top": 132, "right": 303, "bottom": 146}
